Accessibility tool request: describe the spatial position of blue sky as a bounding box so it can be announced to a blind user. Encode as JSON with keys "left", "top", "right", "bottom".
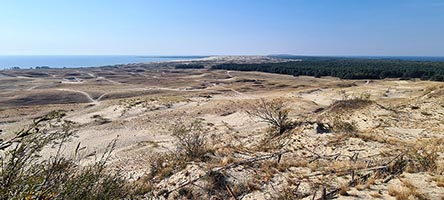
{"left": 0, "top": 0, "right": 443, "bottom": 56}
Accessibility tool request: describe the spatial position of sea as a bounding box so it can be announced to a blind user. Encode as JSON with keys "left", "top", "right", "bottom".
{"left": 1, "top": 55, "right": 443, "bottom": 70}
{"left": 0, "top": 55, "right": 207, "bottom": 70}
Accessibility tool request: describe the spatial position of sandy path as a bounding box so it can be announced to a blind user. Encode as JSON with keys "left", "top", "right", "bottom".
{"left": 226, "top": 71, "right": 233, "bottom": 78}
{"left": 96, "top": 93, "right": 107, "bottom": 101}
{"left": 298, "top": 89, "right": 336, "bottom": 106}
{"left": 96, "top": 76, "right": 122, "bottom": 85}
{"left": 26, "top": 85, "right": 39, "bottom": 91}
{"left": 57, "top": 88, "right": 97, "bottom": 103}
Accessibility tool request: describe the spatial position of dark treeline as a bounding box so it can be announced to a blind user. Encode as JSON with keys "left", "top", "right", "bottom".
{"left": 211, "top": 58, "right": 444, "bottom": 81}
{"left": 175, "top": 64, "right": 205, "bottom": 69}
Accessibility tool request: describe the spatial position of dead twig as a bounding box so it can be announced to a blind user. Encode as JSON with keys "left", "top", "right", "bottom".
{"left": 161, "top": 150, "right": 290, "bottom": 197}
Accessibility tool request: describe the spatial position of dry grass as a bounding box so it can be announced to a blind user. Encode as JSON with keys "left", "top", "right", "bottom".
{"left": 0, "top": 111, "right": 136, "bottom": 199}
{"left": 370, "top": 192, "right": 383, "bottom": 198}
{"left": 277, "top": 158, "right": 309, "bottom": 172}
{"left": 327, "top": 133, "right": 349, "bottom": 146}
{"left": 276, "top": 185, "right": 301, "bottom": 200}
{"left": 131, "top": 175, "right": 154, "bottom": 196}
{"left": 333, "top": 119, "right": 358, "bottom": 134}
{"left": 356, "top": 183, "right": 366, "bottom": 191}
{"left": 366, "top": 177, "right": 377, "bottom": 189}
{"left": 231, "top": 178, "right": 261, "bottom": 195}
{"left": 432, "top": 175, "right": 444, "bottom": 187}
{"left": 147, "top": 153, "right": 186, "bottom": 180}
{"left": 260, "top": 160, "right": 277, "bottom": 182}
{"left": 172, "top": 120, "right": 209, "bottom": 161}
{"left": 339, "top": 185, "right": 350, "bottom": 196}
{"left": 353, "top": 131, "right": 404, "bottom": 145}
{"left": 405, "top": 138, "right": 444, "bottom": 173}
{"left": 329, "top": 97, "right": 373, "bottom": 113}
{"left": 203, "top": 170, "right": 257, "bottom": 199}
{"left": 388, "top": 179, "right": 427, "bottom": 200}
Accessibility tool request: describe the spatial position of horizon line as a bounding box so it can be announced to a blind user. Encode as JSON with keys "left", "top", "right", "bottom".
{"left": 0, "top": 54, "right": 444, "bottom": 57}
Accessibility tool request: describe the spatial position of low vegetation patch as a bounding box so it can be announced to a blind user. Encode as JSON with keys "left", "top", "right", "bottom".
{"left": 405, "top": 138, "right": 444, "bottom": 173}
{"left": 245, "top": 98, "right": 294, "bottom": 136}
{"left": 388, "top": 180, "right": 427, "bottom": 200}
{"left": 333, "top": 119, "right": 358, "bottom": 134}
{"left": 91, "top": 114, "right": 111, "bottom": 125}
{"left": 329, "top": 92, "right": 373, "bottom": 113}
{"left": 172, "top": 120, "right": 209, "bottom": 161}
{"left": 0, "top": 111, "right": 136, "bottom": 199}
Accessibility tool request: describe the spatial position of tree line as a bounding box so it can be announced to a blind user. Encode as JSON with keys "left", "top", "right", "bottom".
{"left": 175, "top": 64, "right": 205, "bottom": 69}
{"left": 211, "top": 58, "right": 444, "bottom": 81}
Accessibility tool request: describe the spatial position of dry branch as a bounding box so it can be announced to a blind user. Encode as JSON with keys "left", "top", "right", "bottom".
{"left": 161, "top": 150, "right": 290, "bottom": 198}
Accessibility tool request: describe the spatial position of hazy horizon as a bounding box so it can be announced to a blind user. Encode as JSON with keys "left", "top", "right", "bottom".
{"left": 2, "top": 54, "right": 444, "bottom": 58}
{"left": 1, "top": 0, "right": 444, "bottom": 56}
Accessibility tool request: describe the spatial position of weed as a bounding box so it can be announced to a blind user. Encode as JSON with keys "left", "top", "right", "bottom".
{"left": 388, "top": 179, "right": 427, "bottom": 200}
{"left": 0, "top": 111, "right": 135, "bottom": 199}
{"left": 246, "top": 98, "right": 293, "bottom": 135}
{"left": 333, "top": 119, "right": 358, "bottom": 134}
{"left": 405, "top": 138, "right": 443, "bottom": 173}
{"left": 172, "top": 120, "right": 209, "bottom": 161}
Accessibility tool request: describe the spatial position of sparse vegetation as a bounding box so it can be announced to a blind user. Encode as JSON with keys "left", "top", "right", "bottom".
{"left": 146, "top": 151, "right": 189, "bottom": 181}
{"left": 388, "top": 180, "right": 427, "bottom": 200}
{"left": 203, "top": 171, "right": 232, "bottom": 198}
{"left": 246, "top": 98, "right": 293, "bottom": 135}
{"left": 276, "top": 186, "right": 301, "bottom": 200}
{"left": 91, "top": 114, "right": 111, "bottom": 125}
{"left": 333, "top": 119, "right": 358, "bottom": 134}
{"left": 329, "top": 92, "right": 373, "bottom": 112}
{"left": 0, "top": 111, "right": 136, "bottom": 200}
{"left": 432, "top": 176, "right": 444, "bottom": 187}
{"left": 3, "top": 59, "right": 444, "bottom": 199}
{"left": 405, "top": 138, "right": 444, "bottom": 173}
{"left": 172, "top": 120, "right": 209, "bottom": 161}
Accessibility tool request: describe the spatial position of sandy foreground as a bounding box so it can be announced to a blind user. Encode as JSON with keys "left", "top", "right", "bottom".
{"left": 1, "top": 58, "right": 443, "bottom": 199}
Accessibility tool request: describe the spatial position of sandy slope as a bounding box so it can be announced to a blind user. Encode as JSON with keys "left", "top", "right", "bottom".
{"left": 1, "top": 61, "right": 444, "bottom": 199}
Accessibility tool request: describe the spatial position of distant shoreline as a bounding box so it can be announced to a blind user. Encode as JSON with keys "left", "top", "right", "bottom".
{"left": 0, "top": 55, "right": 209, "bottom": 70}
{"left": 2, "top": 55, "right": 444, "bottom": 70}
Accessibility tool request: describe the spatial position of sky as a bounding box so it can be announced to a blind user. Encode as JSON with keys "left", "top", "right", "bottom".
{"left": 0, "top": 0, "right": 443, "bottom": 56}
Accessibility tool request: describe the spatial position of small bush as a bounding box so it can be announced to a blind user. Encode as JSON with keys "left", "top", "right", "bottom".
{"left": 276, "top": 186, "right": 301, "bottom": 200}
{"left": 205, "top": 171, "right": 228, "bottom": 191}
{"left": 333, "top": 119, "right": 358, "bottom": 134}
{"left": 246, "top": 98, "right": 293, "bottom": 135}
{"left": 172, "top": 120, "right": 208, "bottom": 161}
{"left": 148, "top": 153, "right": 185, "bottom": 179}
{"left": 405, "top": 138, "right": 443, "bottom": 173}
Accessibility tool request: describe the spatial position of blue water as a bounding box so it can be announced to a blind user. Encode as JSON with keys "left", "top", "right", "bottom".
{"left": 0, "top": 55, "right": 207, "bottom": 70}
